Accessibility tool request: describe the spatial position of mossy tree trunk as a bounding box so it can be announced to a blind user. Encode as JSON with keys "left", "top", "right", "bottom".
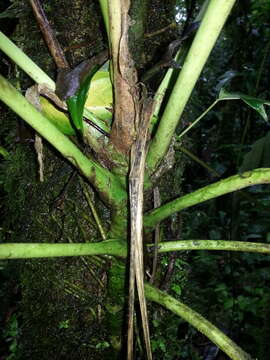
{"left": 1, "top": 0, "right": 182, "bottom": 358}
{"left": 1, "top": 1, "right": 129, "bottom": 358}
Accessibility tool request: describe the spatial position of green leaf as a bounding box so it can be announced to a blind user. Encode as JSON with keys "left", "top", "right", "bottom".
{"left": 171, "top": 283, "right": 182, "bottom": 295}
{"left": 96, "top": 341, "right": 110, "bottom": 350}
{"left": 58, "top": 319, "right": 70, "bottom": 329}
{"left": 39, "top": 97, "right": 75, "bottom": 135}
{"left": 237, "top": 295, "right": 250, "bottom": 311}
{"left": 224, "top": 298, "right": 234, "bottom": 310}
{"left": 0, "top": 146, "right": 9, "bottom": 158}
{"left": 159, "top": 341, "right": 166, "bottom": 353}
{"left": 219, "top": 88, "right": 270, "bottom": 121}
{"left": 67, "top": 65, "right": 99, "bottom": 132}
{"left": 240, "top": 131, "right": 270, "bottom": 172}
{"left": 241, "top": 94, "right": 269, "bottom": 121}
{"left": 39, "top": 91, "right": 110, "bottom": 137}
{"left": 0, "top": 3, "right": 25, "bottom": 19}
{"left": 85, "top": 70, "right": 113, "bottom": 122}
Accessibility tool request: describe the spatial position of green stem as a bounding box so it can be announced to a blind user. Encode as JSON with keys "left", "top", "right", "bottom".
{"left": 145, "top": 284, "right": 253, "bottom": 360}
{"left": 177, "top": 100, "right": 219, "bottom": 140}
{"left": 149, "top": 48, "right": 186, "bottom": 133}
{"left": 0, "top": 75, "right": 126, "bottom": 207}
{"left": 144, "top": 168, "right": 270, "bottom": 230}
{"left": 0, "top": 32, "right": 109, "bottom": 136}
{"left": 145, "top": 0, "right": 209, "bottom": 119}
{"left": 108, "top": 0, "right": 122, "bottom": 64}
{"left": 2, "top": 239, "right": 270, "bottom": 261}
{"left": 0, "top": 241, "right": 126, "bottom": 259}
{"left": 0, "top": 31, "right": 55, "bottom": 89}
{"left": 98, "top": 0, "right": 110, "bottom": 39}
{"left": 146, "top": 0, "right": 236, "bottom": 174}
{"left": 152, "top": 239, "right": 270, "bottom": 254}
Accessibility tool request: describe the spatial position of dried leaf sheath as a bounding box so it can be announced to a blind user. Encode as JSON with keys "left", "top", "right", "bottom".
{"left": 128, "top": 97, "right": 153, "bottom": 360}
{"left": 109, "top": 0, "right": 137, "bottom": 154}
{"left": 127, "top": 234, "right": 135, "bottom": 360}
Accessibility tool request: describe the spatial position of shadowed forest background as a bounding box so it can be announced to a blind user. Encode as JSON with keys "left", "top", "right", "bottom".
{"left": 0, "top": 0, "right": 270, "bottom": 359}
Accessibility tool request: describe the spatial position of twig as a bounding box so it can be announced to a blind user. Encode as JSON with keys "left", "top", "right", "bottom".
{"left": 144, "top": 23, "right": 176, "bottom": 38}
{"left": 177, "top": 145, "right": 220, "bottom": 177}
{"left": 79, "top": 178, "right": 107, "bottom": 241}
{"left": 29, "top": 0, "right": 69, "bottom": 69}
{"left": 50, "top": 170, "right": 77, "bottom": 210}
{"left": 150, "top": 187, "right": 161, "bottom": 284}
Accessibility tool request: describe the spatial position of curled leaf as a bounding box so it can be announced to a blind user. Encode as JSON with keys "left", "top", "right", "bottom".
{"left": 219, "top": 88, "right": 270, "bottom": 122}
{"left": 56, "top": 51, "right": 108, "bottom": 133}
{"left": 66, "top": 65, "right": 99, "bottom": 132}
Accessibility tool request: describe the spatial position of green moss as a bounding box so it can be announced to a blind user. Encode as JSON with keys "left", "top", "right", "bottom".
{"left": 104, "top": 259, "right": 126, "bottom": 357}
{"left": 1, "top": 144, "right": 36, "bottom": 231}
